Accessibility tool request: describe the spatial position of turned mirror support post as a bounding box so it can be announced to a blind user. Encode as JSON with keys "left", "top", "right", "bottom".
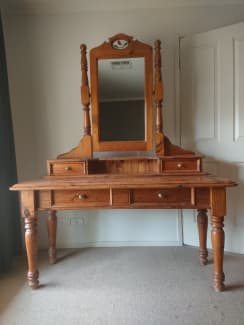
{"left": 154, "top": 40, "right": 163, "bottom": 134}
{"left": 153, "top": 40, "right": 193, "bottom": 157}
{"left": 81, "top": 44, "right": 91, "bottom": 137}
{"left": 57, "top": 44, "right": 92, "bottom": 159}
{"left": 154, "top": 40, "right": 166, "bottom": 156}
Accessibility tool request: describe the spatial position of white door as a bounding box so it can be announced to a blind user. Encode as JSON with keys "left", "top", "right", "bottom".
{"left": 180, "top": 22, "right": 244, "bottom": 254}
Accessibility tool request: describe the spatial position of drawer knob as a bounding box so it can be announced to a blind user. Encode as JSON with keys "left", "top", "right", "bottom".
{"left": 64, "top": 166, "right": 72, "bottom": 171}
{"left": 158, "top": 192, "right": 164, "bottom": 199}
{"left": 177, "top": 163, "right": 183, "bottom": 168}
{"left": 78, "top": 194, "right": 87, "bottom": 200}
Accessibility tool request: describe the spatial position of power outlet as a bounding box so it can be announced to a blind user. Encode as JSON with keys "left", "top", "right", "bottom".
{"left": 60, "top": 216, "right": 87, "bottom": 225}
{"left": 71, "top": 216, "right": 87, "bottom": 225}
{"left": 60, "top": 217, "right": 72, "bottom": 225}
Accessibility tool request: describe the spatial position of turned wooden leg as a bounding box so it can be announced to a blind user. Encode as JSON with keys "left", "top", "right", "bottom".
{"left": 197, "top": 209, "right": 208, "bottom": 265}
{"left": 47, "top": 210, "right": 57, "bottom": 264}
{"left": 24, "top": 209, "right": 39, "bottom": 289}
{"left": 211, "top": 215, "right": 225, "bottom": 292}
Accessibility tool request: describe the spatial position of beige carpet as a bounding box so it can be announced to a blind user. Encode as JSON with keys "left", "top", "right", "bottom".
{"left": 1, "top": 247, "right": 244, "bottom": 325}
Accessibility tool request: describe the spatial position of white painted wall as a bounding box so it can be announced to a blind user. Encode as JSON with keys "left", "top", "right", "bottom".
{"left": 2, "top": 3, "right": 244, "bottom": 248}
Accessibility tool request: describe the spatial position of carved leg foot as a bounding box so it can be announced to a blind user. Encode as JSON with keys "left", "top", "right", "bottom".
{"left": 24, "top": 209, "right": 39, "bottom": 289}
{"left": 197, "top": 209, "right": 208, "bottom": 265}
{"left": 211, "top": 215, "right": 225, "bottom": 292}
{"left": 27, "top": 270, "right": 39, "bottom": 289}
{"left": 213, "top": 272, "right": 225, "bottom": 292}
{"left": 47, "top": 210, "right": 57, "bottom": 264}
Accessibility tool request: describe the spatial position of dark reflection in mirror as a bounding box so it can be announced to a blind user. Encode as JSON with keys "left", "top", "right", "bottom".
{"left": 98, "top": 58, "right": 145, "bottom": 141}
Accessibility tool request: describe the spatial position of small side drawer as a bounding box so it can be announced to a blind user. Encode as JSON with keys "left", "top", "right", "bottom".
{"left": 48, "top": 161, "right": 86, "bottom": 176}
{"left": 132, "top": 188, "right": 191, "bottom": 206}
{"left": 53, "top": 189, "right": 110, "bottom": 208}
{"left": 163, "top": 158, "right": 200, "bottom": 172}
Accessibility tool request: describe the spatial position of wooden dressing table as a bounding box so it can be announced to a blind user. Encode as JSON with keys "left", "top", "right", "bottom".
{"left": 10, "top": 34, "right": 236, "bottom": 292}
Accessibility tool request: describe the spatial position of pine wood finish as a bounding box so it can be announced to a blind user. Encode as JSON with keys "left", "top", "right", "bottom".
{"left": 210, "top": 187, "right": 226, "bottom": 292}
{"left": 90, "top": 34, "right": 153, "bottom": 152}
{"left": 11, "top": 175, "right": 236, "bottom": 292}
{"left": 21, "top": 191, "right": 39, "bottom": 289}
{"left": 10, "top": 34, "right": 237, "bottom": 292}
{"left": 197, "top": 209, "right": 208, "bottom": 266}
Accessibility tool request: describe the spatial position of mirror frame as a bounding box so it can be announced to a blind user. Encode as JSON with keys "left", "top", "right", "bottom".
{"left": 90, "top": 34, "right": 153, "bottom": 152}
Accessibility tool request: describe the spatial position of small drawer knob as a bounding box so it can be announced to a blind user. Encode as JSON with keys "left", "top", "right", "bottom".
{"left": 158, "top": 192, "right": 164, "bottom": 199}
{"left": 177, "top": 163, "right": 183, "bottom": 169}
{"left": 64, "top": 166, "right": 72, "bottom": 171}
{"left": 78, "top": 194, "right": 87, "bottom": 200}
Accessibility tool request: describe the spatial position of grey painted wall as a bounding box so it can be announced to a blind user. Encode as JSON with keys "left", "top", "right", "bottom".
{"left": 3, "top": 4, "right": 244, "bottom": 248}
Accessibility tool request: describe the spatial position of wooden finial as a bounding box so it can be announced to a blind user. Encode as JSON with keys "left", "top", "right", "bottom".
{"left": 80, "top": 44, "right": 91, "bottom": 136}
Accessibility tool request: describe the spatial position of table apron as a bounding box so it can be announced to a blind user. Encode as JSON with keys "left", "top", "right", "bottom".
{"left": 36, "top": 187, "right": 211, "bottom": 210}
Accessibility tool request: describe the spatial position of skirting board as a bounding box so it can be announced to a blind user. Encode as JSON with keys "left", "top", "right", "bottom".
{"left": 54, "top": 240, "right": 182, "bottom": 249}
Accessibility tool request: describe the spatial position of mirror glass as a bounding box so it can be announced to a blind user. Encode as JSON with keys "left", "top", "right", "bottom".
{"left": 98, "top": 57, "right": 145, "bottom": 142}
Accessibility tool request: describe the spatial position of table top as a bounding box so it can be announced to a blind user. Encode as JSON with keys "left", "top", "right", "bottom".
{"left": 10, "top": 173, "right": 237, "bottom": 191}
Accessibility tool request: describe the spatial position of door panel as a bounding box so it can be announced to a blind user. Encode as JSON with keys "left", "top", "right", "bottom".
{"left": 180, "top": 22, "right": 244, "bottom": 253}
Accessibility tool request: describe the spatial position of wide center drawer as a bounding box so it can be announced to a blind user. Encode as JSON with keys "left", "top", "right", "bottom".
{"left": 53, "top": 189, "right": 110, "bottom": 208}
{"left": 132, "top": 188, "right": 191, "bottom": 206}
